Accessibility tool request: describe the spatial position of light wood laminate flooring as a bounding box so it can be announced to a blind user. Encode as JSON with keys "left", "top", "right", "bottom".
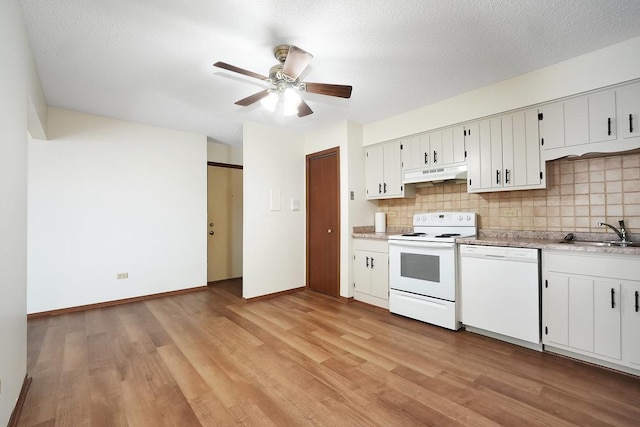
{"left": 19, "top": 279, "right": 640, "bottom": 426}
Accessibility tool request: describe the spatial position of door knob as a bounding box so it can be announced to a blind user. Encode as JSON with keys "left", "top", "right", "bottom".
{"left": 328, "top": 229, "right": 332, "bottom": 234}
{"left": 209, "top": 231, "right": 214, "bottom": 235}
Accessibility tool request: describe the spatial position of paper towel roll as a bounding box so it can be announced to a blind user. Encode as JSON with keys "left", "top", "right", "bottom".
{"left": 374, "top": 212, "right": 386, "bottom": 233}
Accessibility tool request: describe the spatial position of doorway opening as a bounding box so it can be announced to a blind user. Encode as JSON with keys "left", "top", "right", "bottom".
{"left": 207, "top": 162, "right": 243, "bottom": 287}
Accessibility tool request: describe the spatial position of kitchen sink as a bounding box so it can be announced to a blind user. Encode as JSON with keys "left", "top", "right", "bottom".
{"left": 558, "top": 240, "right": 636, "bottom": 247}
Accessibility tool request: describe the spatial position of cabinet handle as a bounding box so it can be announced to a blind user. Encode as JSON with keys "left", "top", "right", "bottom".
{"left": 505, "top": 169, "right": 511, "bottom": 184}
{"left": 424, "top": 152, "right": 428, "bottom": 165}
{"left": 365, "top": 256, "right": 369, "bottom": 268}
{"left": 611, "top": 288, "right": 615, "bottom": 309}
{"left": 608, "top": 117, "right": 612, "bottom": 136}
{"left": 496, "top": 170, "right": 501, "bottom": 184}
{"left": 383, "top": 183, "right": 387, "bottom": 193}
{"left": 378, "top": 183, "right": 382, "bottom": 194}
{"left": 371, "top": 257, "right": 375, "bottom": 268}
{"left": 630, "top": 114, "right": 634, "bottom": 133}
{"left": 433, "top": 150, "right": 437, "bottom": 164}
{"left": 635, "top": 291, "right": 639, "bottom": 312}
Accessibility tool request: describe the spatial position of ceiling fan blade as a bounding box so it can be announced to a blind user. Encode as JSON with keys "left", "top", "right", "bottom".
{"left": 297, "top": 99, "right": 313, "bottom": 117}
{"left": 304, "top": 82, "right": 352, "bottom": 98}
{"left": 282, "top": 46, "right": 313, "bottom": 79}
{"left": 213, "top": 61, "right": 268, "bottom": 81}
{"left": 235, "top": 89, "right": 270, "bottom": 106}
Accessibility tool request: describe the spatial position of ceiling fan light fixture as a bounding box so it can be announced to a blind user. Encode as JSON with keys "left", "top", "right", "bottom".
{"left": 260, "top": 91, "right": 279, "bottom": 112}
{"left": 283, "top": 88, "right": 302, "bottom": 116}
{"left": 214, "top": 44, "right": 352, "bottom": 118}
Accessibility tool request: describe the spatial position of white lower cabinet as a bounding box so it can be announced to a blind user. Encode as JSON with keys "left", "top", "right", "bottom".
{"left": 623, "top": 283, "right": 640, "bottom": 367}
{"left": 543, "top": 251, "right": 639, "bottom": 374}
{"left": 353, "top": 239, "right": 389, "bottom": 309}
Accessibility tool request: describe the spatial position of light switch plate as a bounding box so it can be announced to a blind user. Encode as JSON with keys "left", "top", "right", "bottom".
{"left": 290, "top": 198, "right": 300, "bottom": 211}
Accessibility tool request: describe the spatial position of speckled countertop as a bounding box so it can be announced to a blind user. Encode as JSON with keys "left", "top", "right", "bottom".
{"left": 351, "top": 225, "right": 412, "bottom": 240}
{"left": 353, "top": 227, "right": 640, "bottom": 256}
{"left": 457, "top": 230, "right": 640, "bottom": 255}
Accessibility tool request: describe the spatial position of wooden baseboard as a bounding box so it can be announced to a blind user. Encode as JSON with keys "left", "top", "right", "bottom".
{"left": 27, "top": 286, "right": 208, "bottom": 319}
{"left": 243, "top": 286, "right": 306, "bottom": 303}
{"left": 8, "top": 374, "right": 31, "bottom": 427}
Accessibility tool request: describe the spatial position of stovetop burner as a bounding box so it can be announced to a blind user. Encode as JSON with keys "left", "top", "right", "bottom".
{"left": 435, "top": 233, "right": 461, "bottom": 238}
{"left": 402, "top": 232, "right": 426, "bottom": 237}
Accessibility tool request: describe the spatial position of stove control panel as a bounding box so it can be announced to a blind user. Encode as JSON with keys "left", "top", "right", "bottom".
{"left": 413, "top": 211, "right": 476, "bottom": 227}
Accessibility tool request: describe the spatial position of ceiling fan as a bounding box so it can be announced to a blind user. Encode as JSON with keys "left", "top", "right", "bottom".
{"left": 213, "top": 45, "right": 352, "bottom": 117}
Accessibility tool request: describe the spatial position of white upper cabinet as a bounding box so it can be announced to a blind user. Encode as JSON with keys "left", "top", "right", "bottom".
{"left": 401, "top": 126, "right": 467, "bottom": 174}
{"left": 467, "top": 108, "right": 544, "bottom": 193}
{"left": 541, "top": 80, "right": 640, "bottom": 161}
{"left": 366, "top": 140, "right": 415, "bottom": 200}
{"left": 589, "top": 90, "right": 617, "bottom": 143}
{"left": 401, "top": 135, "right": 423, "bottom": 171}
{"left": 620, "top": 81, "right": 640, "bottom": 140}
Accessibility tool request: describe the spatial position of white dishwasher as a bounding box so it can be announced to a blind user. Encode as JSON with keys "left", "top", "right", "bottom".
{"left": 460, "top": 244, "right": 541, "bottom": 349}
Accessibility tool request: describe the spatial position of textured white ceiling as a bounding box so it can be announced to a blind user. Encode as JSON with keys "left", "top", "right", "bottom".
{"left": 18, "top": 0, "right": 640, "bottom": 147}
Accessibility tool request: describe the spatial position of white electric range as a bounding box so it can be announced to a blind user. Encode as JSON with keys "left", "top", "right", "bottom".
{"left": 388, "top": 211, "right": 477, "bottom": 330}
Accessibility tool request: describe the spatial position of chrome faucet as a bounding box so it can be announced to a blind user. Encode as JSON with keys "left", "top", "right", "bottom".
{"left": 598, "top": 220, "right": 628, "bottom": 242}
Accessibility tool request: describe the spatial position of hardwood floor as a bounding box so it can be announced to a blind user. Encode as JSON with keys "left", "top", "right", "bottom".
{"left": 19, "top": 279, "right": 640, "bottom": 426}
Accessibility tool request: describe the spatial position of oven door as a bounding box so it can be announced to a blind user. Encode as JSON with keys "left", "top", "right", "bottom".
{"left": 389, "top": 240, "right": 456, "bottom": 301}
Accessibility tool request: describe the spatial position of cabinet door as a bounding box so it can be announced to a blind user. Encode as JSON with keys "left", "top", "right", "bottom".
{"left": 512, "top": 112, "right": 528, "bottom": 187}
{"left": 568, "top": 277, "right": 594, "bottom": 353}
{"left": 383, "top": 140, "right": 403, "bottom": 197}
{"left": 594, "top": 281, "right": 621, "bottom": 359}
{"left": 353, "top": 250, "right": 372, "bottom": 295}
{"left": 401, "top": 136, "right": 422, "bottom": 171}
{"left": 589, "top": 90, "right": 617, "bottom": 143}
{"left": 418, "top": 134, "right": 431, "bottom": 168}
{"left": 564, "top": 97, "right": 589, "bottom": 146}
{"left": 525, "top": 109, "right": 542, "bottom": 185}
{"left": 370, "top": 253, "right": 389, "bottom": 300}
{"left": 490, "top": 117, "right": 503, "bottom": 188}
{"left": 466, "top": 123, "right": 481, "bottom": 191}
{"left": 429, "top": 131, "right": 443, "bottom": 166}
{"left": 539, "top": 102, "right": 565, "bottom": 150}
{"left": 500, "top": 115, "right": 514, "bottom": 187}
{"left": 623, "top": 282, "right": 640, "bottom": 366}
{"left": 479, "top": 120, "right": 493, "bottom": 189}
{"left": 452, "top": 125, "right": 466, "bottom": 164}
{"left": 619, "top": 82, "right": 640, "bottom": 140}
{"left": 441, "top": 128, "right": 454, "bottom": 165}
{"left": 544, "top": 274, "right": 569, "bottom": 346}
{"left": 365, "top": 144, "right": 384, "bottom": 198}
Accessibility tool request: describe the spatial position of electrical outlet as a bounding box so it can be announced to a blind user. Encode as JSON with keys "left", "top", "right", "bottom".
{"left": 387, "top": 211, "right": 397, "bottom": 217}
{"left": 502, "top": 208, "right": 521, "bottom": 217}
{"left": 117, "top": 272, "right": 128, "bottom": 280}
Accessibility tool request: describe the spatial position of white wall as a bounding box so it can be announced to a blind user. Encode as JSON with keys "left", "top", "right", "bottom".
{"left": 0, "top": 1, "right": 46, "bottom": 424}
{"left": 305, "top": 121, "right": 376, "bottom": 298}
{"left": 207, "top": 139, "right": 243, "bottom": 165}
{"left": 27, "top": 108, "right": 207, "bottom": 313}
{"left": 364, "top": 36, "right": 640, "bottom": 145}
{"left": 242, "top": 122, "right": 306, "bottom": 299}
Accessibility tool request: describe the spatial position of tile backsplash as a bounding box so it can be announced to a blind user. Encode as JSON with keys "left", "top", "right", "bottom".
{"left": 377, "top": 152, "right": 640, "bottom": 234}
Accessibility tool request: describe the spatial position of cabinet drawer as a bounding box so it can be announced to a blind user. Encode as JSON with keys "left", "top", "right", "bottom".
{"left": 354, "top": 238, "right": 388, "bottom": 253}
{"left": 544, "top": 251, "right": 640, "bottom": 281}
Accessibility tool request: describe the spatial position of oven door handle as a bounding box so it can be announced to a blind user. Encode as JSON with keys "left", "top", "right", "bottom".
{"left": 389, "top": 241, "right": 455, "bottom": 249}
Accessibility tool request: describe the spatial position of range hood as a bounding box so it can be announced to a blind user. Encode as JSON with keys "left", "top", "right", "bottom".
{"left": 403, "top": 164, "right": 468, "bottom": 184}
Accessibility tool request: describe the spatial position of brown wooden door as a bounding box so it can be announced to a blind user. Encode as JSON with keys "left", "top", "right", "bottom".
{"left": 306, "top": 147, "right": 340, "bottom": 297}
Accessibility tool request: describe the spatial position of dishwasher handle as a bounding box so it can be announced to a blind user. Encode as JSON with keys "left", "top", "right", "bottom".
{"left": 459, "top": 245, "right": 539, "bottom": 263}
